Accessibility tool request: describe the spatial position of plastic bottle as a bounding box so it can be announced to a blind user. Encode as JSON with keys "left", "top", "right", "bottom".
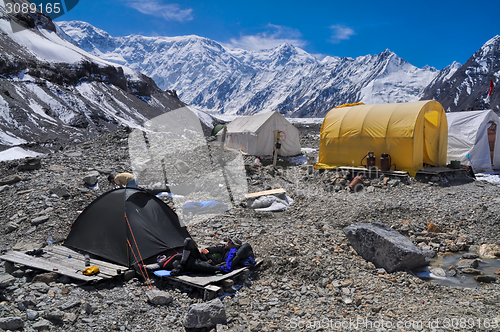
{"left": 85, "top": 254, "right": 90, "bottom": 267}
{"left": 47, "top": 234, "right": 53, "bottom": 250}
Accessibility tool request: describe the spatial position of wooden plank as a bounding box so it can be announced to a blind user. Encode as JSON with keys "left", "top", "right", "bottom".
{"left": 166, "top": 259, "right": 262, "bottom": 288}
{"left": 0, "top": 245, "right": 129, "bottom": 282}
{"left": 51, "top": 246, "right": 127, "bottom": 273}
{"left": 245, "top": 188, "right": 285, "bottom": 199}
{"left": 0, "top": 251, "right": 101, "bottom": 282}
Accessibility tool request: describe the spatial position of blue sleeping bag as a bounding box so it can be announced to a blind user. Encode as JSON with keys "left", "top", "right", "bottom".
{"left": 182, "top": 201, "right": 228, "bottom": 214}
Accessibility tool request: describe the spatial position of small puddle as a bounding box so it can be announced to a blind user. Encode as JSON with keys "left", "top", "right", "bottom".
{"left": 413, "top": 252, "right": 500, "bottom": 287}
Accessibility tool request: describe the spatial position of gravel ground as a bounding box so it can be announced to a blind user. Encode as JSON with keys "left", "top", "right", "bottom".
{"left": 0, "top": 123, "right": 500, "bottom": 332}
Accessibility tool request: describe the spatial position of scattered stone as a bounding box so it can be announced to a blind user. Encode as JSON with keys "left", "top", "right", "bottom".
{"left": 26, "top": 309, "right": 40, "bottom": 320}
{"left": 30, "top": 282, "right": 50, "bottom": 293}
{"left": 5, "top": 222, "right": 19, "bottom": 233}
{"left": 474, "top": 275, "right": 497, "bottom": 283}
{"left": 461, "top": 268, "right": 483, "bottom": 275}
{"left": 83, "top": 302, "right": 94, "bottom": 314}
{"left": 479, "top": 244, "right": 500, "bottom": 259}
{"left": 59, "top": 299, "right": 81, "bottom": 311}
{"left": 0, "top": 274, "right": 16, "bottom": 288}
{"left": 429, "top": 267, "right": 446, "bottom": 277}
{"left": 175, "top": 159, "right": 190, "bottom": 173}
{"left": 427, "top": 222, "right": 441, "bottom": 233}
{"left": 83, "top": 171, "right": 100, "bottom": 187}
{"left": 183, "top": 298, "right": 227, "bottom": 329}
{"left": 32, "top": 318, "right": 51, "bottom": 331}
{"left": 0, "top": 185, "right": 9, "bottom": 193}
{"left": 461, "top": 253, "right": 479, "bottom": 259}
{"left": 0, "top": 317, "right": 23, "bottom": 330}
{"left": 64, "top": 150, "right": 82, "bottom": 157}
{"left": 17, "top": 157, "right": 41, "bottom": 171}
{"left": 146, "top": 290, "right": 173, "bottom": 305}
{"left": 49, "top": 186, "right": 71, "bottom": 199}
{"left": 343, "top": 223, "right": 428, "bottom": 273}
{"left": 0, "top": 175, "right": 22, "bottom": 186}
{"left": 32, "top": 272, "right": 59, "bottom": 284}
{"left": 456, "top": 259, "right": 480, "bottom": 269}
{"left": 31, "top": 215, "right": 49, "bottom": 226}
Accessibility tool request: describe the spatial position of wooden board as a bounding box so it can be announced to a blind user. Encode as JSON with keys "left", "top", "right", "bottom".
{"left": 416, "top": 167, "right": 469, "bottom": 175}
{"left": 245, "top": 188, "right": 285, "bottom": 199}
{"left": 159, "top": 259, "right": 262, "bottom": 288}
{"left": 0, "top": 245, "right": 128, "bottom": 283}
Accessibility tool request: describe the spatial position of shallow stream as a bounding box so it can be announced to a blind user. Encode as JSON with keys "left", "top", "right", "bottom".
{"left": 413, "top": 252, "right": 500, "bottom": 287}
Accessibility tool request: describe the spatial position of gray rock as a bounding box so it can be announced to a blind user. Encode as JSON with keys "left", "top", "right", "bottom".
{"left": 83, "top": 302, "right": 94, "bottom": 314}
{"left": 5, "top": 222, "right": 19, "bottom": 233}
{"left": 462, "top": 253, "right": 479, "bottom": 259}
{"left": 26, "top": 309, "right": 40, "bottom": 320}
{"left": 32, "top": 272, "right": 59, "bottom": 283}
{"left": 45, "top": 310, "right": 64, "bottom": 321}
{"left": 475, "top": 275, "right": 497, "bottom": 283}
{"left": 11, "top": 269, "right": 25, "bottom": 278}
{"left": 343, "top": 223, "right": 428, "bottom": 273}
{"left": 64, "top": 150, "right": 82, "bottom": 157}
{"left": 0, "top": 317, "right": 24, "bottom": 330}
{"left": 31, "top": 215, "right": 49, "bottom": 226}
{"left": 183, "top": 298, "right": 227, "bottom": 329}
{"left": 49, "top": 186, "right": 71, "bottom": 199}
{"left": 0, "top": 175, "right": 22, "bottom": 186}
{"left": 29, "top": 282, "right": 50, "bottom": 293}
{"left": 0, "top": 185, "right": 9, "bottom": 193}
{"left": 32, "top": 318, "right": 51, "bottom": 331}
{"left": 17, "top": 157, "right": 41, "bottom": 171}
{"left": 175, "top": 159, "right": 190, "bottom": 173}
{"left": 146, "top": 290, "right": 173, "bottom": 305}
{"left": 59, "top": 299, "right": 81, "bottom": 311}
{"left": 429, "top": 267, "right": 446, "bottom": 277}
{"left": 456, "top": 259, "right": 480, "bottom": 269}
{"left": 0, "top": 273, "right": 16, "bottom": 288}
{"left": 83, "top": 171, "right": 100, "bottom": 187}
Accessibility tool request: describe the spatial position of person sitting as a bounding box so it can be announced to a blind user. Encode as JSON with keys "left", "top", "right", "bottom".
{"left": 169, "top": 237, "right": 256, "bottom": 276}
{"left": 108, "top": 172, "right": 137, "bottom": 188}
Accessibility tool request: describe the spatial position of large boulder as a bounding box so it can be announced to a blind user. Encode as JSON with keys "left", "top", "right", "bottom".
{"left": 343, "top": 223, "right": 428, "bottom": 273}
{"left": 0, "top": 175, "right": 21, "bottom": 185}
{"left": 17, "top": 157, "right": 41, "bottom": 171}
{"left": 183, "top": 298, "right": 226, "bottom": 329}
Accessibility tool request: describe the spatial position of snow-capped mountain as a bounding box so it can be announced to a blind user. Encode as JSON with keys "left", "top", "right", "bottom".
{"left": 0, "top": 0, "right": 186, "bottom": 152}
{"left": 57, "top": 21, "right": 439, "bottom": 117}
{"left": 421, "top": 36, "right": 500, "bottom": 112}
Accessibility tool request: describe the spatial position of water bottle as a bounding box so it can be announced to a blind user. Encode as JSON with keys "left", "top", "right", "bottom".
{"left": 85, "top": 254, "right": 90, "bottom": 267}
{"left": 47, "top": 234, "right": 53, "bottom": 250}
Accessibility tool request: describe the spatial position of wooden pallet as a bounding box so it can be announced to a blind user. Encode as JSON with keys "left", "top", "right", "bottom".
{"left": 155, "top": 260, "right": 262, "bottom": 300}
{"left": 0, "top": 245, "right": 128, "bottom": 283}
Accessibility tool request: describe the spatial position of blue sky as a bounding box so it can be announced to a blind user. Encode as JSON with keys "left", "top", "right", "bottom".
{"left": 57, "top": 0, "right": 500, "bottom": 69}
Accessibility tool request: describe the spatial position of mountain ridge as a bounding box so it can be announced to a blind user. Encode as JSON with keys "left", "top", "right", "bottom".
{"left": 57, "top": 20, "right": 439, "bottom": 117}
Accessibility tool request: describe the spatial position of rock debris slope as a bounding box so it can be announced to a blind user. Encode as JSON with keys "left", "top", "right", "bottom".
{"left": 0, "top": 124, "right": 499, "bottom": 332}
{"left": 0, "top": 0, "right": 186, "bottom": 153}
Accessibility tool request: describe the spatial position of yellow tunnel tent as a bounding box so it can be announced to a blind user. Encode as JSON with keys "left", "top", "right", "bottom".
{"left": 315, "top": 101, "right": 448, "bottom": 177}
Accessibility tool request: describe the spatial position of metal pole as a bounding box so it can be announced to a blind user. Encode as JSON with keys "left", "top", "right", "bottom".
{"left": 273, "top": 130, "right": 281, "bottom": 167}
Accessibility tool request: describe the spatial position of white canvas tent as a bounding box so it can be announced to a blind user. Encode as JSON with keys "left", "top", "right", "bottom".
{"left": 447, "top": 110, "right": 500, "bottom": 172}
{"left": 218, "top": 111, "right": 301, "bottom": 156}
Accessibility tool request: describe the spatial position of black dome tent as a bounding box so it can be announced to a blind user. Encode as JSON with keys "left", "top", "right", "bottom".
{"left": 64, "top": 188, "right": 191, "bottom": 267}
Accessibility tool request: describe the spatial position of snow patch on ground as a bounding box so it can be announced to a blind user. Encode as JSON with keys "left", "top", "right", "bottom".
{"left": 0, "top": 146, "right": 42, "bottom": 161}
{"left": 0, "top": 130, "right": 27, "bottom": 146}
{"left": 475, "top": 173, "right": 500, "bottom": 186}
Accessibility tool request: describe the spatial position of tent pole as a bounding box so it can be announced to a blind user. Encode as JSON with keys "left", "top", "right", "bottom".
{"left": 273, "top": 130, "right": 281, "bottom": 167}
{"left": 219, "top": 125, "right": 227, "bottom": 165}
